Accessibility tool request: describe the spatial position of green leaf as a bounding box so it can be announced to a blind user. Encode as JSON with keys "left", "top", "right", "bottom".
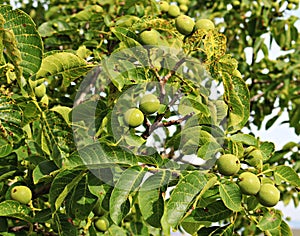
{"left": 53, "top": 213, "right": 78, "bottom": 236}
{"left": 274, "top": 165, "right": 300, "bottom": 187}
{"left": 257, "top": 210, "right": 282, "bottom": 231}
{"left": 166, "top": 171, "right": 208, "bottom": 228}
{"left": 197, "top": 223, "right": 234, "bottom": 236}
{"left": 219, "top": 181, "right": 242, "bottom": 212}
{"left": 32, "top": 160, "right": 58, "bottom": 184}
{"left": 0, "top": 165, "right": 19, "bottom": 182}
{"left": 190, "top": 200, "right": 233, "bottom": 222}
{"left": 138, "top": 170, "right": 171, "bottom": 228}
{"left": 267, "top": 220, "right": 292, "bottom": 236}
{"left": 33, "top": 209, "right": 52, "bottom": 223}
{"left": 260, "top": 141, "right": 275, "bottom": 161}
{"left": 49, "top": 169, "right": 86, "bottom": 212}
{"left": 129, "top": 222, "right": 149, "bottom": 236}
{"left": 0, "top": 5, "right": 43, "bottom": 78}
{"left": 111, "top": 27, "right": 142, "bottom": 48}
{"left": 180, "top": 126, "right": 217, "bottom": 155}
{"left": 50, "top": 105, "right": 72, "bottom": 125}
{"left": 204, "top": 31, "right": 227, "bottom": 62}
{"left": 101, "top": 46, "right": 149, "bottom": 91}
{"left": 197, "top": 141, "right": 222, "bottom": 160}
{"left": 35, "top": 52, "right": 94, "bottom": 87}
{"left": 106, "top": 224, "right": 127, "bottom": 236}
{"left": 228, "top": 140, "right": 244, "bottom": 158}
{"left": 19, "top": 101, "right": 41, "bottom": 126}
{"left": 38, "top": 19, "right": 73, "bottom": 37}
{"left": 219, "top": 63, "right": 250, "bottom": 133}
{"left": 178, "top": 95, "right": 210, "bottom": 116}
{"left": 124, "top": 133, "right": 146, "bottom": 147}
{"left": 215, "top": 100, "right": 228, "bottom": 125}
{"left": 0, "top": 96, "right": 24, "bottom": 149}
{"left": 0, "top": 200, "right": 32, "bottom": 223}
{"left": 65, "top": 142, "right": 138, "bottom": 168}
{"left": 0, "top": 139, "right": 12, "bottom": 158}
{"left": 230, "top": 133, "right": 258, "bottom": 146}
{"left": 66, "top": 174, "right": 98, "bottom": 220}
{"left": 41, "top": 110, "right": 75, "bottom": 166}
{"left": 181, "top": 219, "right": 210, "bottom": 235}
{"left": 110, "top": 166, "right": 146, "bottom": 225}
{"left": 0, "top": 152, "right": 17, "bottom": 169}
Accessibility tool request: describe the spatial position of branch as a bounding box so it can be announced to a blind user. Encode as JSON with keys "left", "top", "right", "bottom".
{"left": 159, "top": 57, "right": 186, "bottom": 97}
{"left": 156, "top": 112, "right": 194, "bottom": 128}
{"left": 73, "top": 66, "right": 102, "bottom": 106}
{"left": 250, "top": 81, "right": 284, "bottom": 102}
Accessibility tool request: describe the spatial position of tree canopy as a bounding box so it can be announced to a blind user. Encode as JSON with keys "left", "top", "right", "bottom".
{"left": 0, "top": 0, "right": 299, "bottom": 235}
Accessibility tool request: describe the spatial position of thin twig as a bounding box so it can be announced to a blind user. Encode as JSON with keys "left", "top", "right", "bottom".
{"left": 156, "top": 112, "right": 194, "bottom": 128}
{"left": 159, "top": 57, "right": 186, "bottom": 96}
{"left": 74, "top": 66, "right": 102, "bottom": 106}
{"left": 250, "top": 81, "right": 284, "bottom": 102}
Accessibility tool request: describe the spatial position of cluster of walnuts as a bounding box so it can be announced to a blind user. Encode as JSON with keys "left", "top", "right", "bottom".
{"left": 140, "top": 1, "right": 215, "bottom": 45}
{"left": 217, "top": 154, "right": 280, "bottom": 207}
{"left": 123, "top": 94, "right": 161, "bottom": 128}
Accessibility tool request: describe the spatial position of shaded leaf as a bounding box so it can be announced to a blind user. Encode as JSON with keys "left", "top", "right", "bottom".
{"left": 110, "top": 166, "right": 146, "bottom": 225}
{"left": 0, "top": 96, "right": 24, "bottom": 151}
{"left": 66, "top": 174, "right": 98, "bottom": 220}
{"left": 138, "top": 170, "right": 171, "bottom": 228}
{"left": 53, "top": 213, "right": 78, "bottom": 236}
{"left": 32, "top": 160, "right": 58, "bottom": 184}
{"left": 190, "top": 200, "right": 233, "bottom": 222}
{"left": 49, "top": 169, "right": 86, "bottom": 212}
{"left": 0, "top": 200, "right": 32, "bottom": 223}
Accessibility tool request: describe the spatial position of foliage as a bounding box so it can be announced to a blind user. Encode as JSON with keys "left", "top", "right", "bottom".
{"left": 0, "top": 0, "right": 299, "bottom": 235}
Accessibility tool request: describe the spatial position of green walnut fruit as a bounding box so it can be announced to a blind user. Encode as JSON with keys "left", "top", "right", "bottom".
{"left": 159, "top": 1, "right": 169, "bottom": 12}
{"left": 167, "top": 5, "right": 180, "bottom": 18}
{"left": 232, "top": 0, "right": 240, "bottom": 9}
{"left": 34, "top": 84, "right": 46, "bottom": 98}
{"left": 287, "top": 3, "right": 294, "bottom": 10}
{"left": 94, "top": 216, "right": 109, "bottom": 232}
{"left": 178, "top": 0, "right": 189, "bottom": 4}
{"left": 140, "top": 29, "right": 160, "bottom": 45}
{"left": 10, "top": 186, "right": 32, "bottom": 204}
{"left": 257, "top": 183, "right": 280, "bottom": 207}
{"left": 124, "top": 108, "right": 144, "bottom": 127}
{"left": 195, "top": 19, "right": 215, "bottom": 31}
{"left": 139, "top": 94, "right": 160, "bottom": 114}
{"left": 238, "top": 172, "right": 261, "bottom": 195}
{"left": 217, "top": 154, "right": 240, "bottom": 176}
{"left": 175, "top": 15, "right": 195, "bottom": 35}
{"left": 179, "top": 4, "right": 188, "bottom": 12}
